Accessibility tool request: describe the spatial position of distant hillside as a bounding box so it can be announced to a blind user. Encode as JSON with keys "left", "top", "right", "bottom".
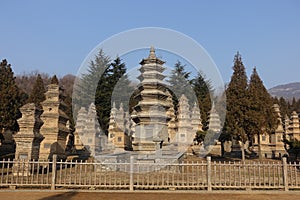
{"left": 269, "top": 82, "right": 300, "bottom": 100}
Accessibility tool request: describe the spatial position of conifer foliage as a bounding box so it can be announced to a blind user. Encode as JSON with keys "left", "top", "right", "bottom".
{"left": 222, "top": 53, "right": 277, "bottom": 160}
{"left": 50, "top": 75, "right": 59, "bottom": 85}
{"left": 95, "top": 56, "right": 132, "bottom": 134}
{"left": 73, "top": 50, "right": 134, "bottom": 135}
{"left": 274, "top": 96, "right": 300, "bottom": 118}
{"left": 167, "top": 61, "right": 195, "bottom": 110}
{"left": 222, "top": 52, "right": 249, "bottom": 160}
{"left": 247, "top": 67, "right": 277, "bottom": 160}
{"left": 109, "top": 57, "right": 133, "bottom": 110}
{"left": 167, "top": 61, "right": 192, "bottom": 95}
{"left": 0, "top": 59, "right": 23, "bottom": 135}
{"left": 192, "top": 73, "right": 213, "bottom": 131}
{"left": 73, "top": 49, "right": 111, "bottom": 112}
{"left": 28, "top": 74, "right": 46, "bottom": 107}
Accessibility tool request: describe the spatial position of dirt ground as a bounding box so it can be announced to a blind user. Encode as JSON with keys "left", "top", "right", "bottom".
{"left": 1, "top": 191, "right": 300, "bottom": 200}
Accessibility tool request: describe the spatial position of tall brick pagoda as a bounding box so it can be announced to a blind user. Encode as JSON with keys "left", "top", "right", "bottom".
{"left": 131, "top": 47, "right": 171, "bottom": 152}
{"left": 39, "top": 83, "right": 69, "bottom": 160}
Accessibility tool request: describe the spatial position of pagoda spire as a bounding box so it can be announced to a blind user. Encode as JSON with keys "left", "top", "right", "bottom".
{"left": 149, "top": 46, "right": 156, "bottom": 59}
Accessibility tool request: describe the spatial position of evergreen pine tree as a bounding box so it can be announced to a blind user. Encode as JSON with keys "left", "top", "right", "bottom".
{"left": 73, "top": 49, "right": 111, "bottom": 114}
{"left": 95, "top": 56, "right": 132, "bottom": 134}
{"left": 28, "top": 74, "right": 46, "bottom": 107}
{"left": 104, "top": 57, "right": 130, "bottom": 107}
{"left": 296, "top": 99, "right": 300, "bottom": 113}
{"left": 278, "top": 97, "right": 289, "bottom": 118}
{"left": 272, "top": 96, "right": 279, "bottom": 105}
{"left": 167, "top": 61, "right": 195, "bottom": 110}
{"left": 283, "top": 138, "right": 300, "bottom": 161}
{"left": 0, "top": 59, "right": 23, "bottom": 139}
{"left": 222, "top": 52, "right": 249, "bottom": 161}
{"left": 50, "top": 75, "right": 59, "bottom": 85}
{"left": 290, "top": 97, "right": 297, "bottom": 112}
{"left": 64, "top": 94, "right": 76, "bottom": 152}
{"left": 247, "top": 67, "right": 277, "bottom": 160}
{"left": 192, "top": 73, "right": 213, "bottom": 131}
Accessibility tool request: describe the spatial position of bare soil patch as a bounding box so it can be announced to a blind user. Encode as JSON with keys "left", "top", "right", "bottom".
{"left": 1, "top": 191, "right": 300, "bottom": 200}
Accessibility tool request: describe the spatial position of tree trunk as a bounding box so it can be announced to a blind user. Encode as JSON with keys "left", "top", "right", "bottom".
{"left": 258, "top": 133, "right": 262, "bottom": 161}
{"left": 241, "top": 142, "right": 245, "bottom": 162}
{"left": 0, "top": 128, "right": 4, "bottom": 145}
{"left": 221, "top": 141, "right": 225, "bottom": 157}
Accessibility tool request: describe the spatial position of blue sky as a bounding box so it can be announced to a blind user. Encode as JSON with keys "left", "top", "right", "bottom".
{"left": 0, "top": 0, "right": 299, "bottom": 89}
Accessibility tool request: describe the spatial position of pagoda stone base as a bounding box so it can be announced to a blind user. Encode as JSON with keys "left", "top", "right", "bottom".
{"left": 253, "top": 145, "right": 287, "bottom": 159}
{"left": 95, "top": 150, "right": 185, "bottom": 172}
{"left": 132, "top": 141, "right": 158, "bottom": 152}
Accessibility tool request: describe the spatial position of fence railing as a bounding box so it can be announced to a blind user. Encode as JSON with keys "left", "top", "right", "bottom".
{"left": 0, "top": 156, "right": 299, "bottom": 191}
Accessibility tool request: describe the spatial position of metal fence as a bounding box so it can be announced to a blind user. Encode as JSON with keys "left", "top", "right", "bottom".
{"left": 0, "top": 156, "right": 299, "bottom": 191}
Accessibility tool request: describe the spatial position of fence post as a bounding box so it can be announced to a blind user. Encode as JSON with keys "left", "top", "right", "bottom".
{"left": 51, "top": 154, "right": 57, "bottom": 190}
{"left": 206, "top": 156, "right": 212, "bottom": 191}
{"left": 282, "top": 157, "right": 288, "bottom": 191}
{"left": 129, "top": 156, "right": 134, "bottom": 191}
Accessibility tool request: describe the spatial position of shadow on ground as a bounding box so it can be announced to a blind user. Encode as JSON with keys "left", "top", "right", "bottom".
{"left": 39, "top": 192, "right": 77, "bottom": 200}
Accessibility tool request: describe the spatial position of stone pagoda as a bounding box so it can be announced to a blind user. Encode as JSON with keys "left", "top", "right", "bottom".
{"left": 166, "top": 90, "right": 176, "bottom": 143}
{"left": 13, "top": 103, "right": 44, "bottom": 175}
{"left": 251, "top": 104, "right": 288, "bottom": 158}
{"left": 272, "top": 104, "right": 286, "bottom": 157}
{"left": 284, "top": 114, "right": 290, "bottom": 135}
{"left": 288, "top": 111, "right": 300, "bottom": 140}
{"left": 177, "top": 95, "right": 193, "bottom": 144}
{"left": 131, "top": 47, "right": 171, "bottom": 152}
{"left": 39, "top": 83, "right": 69, "bottom": 160}
{"left": 208, "top": 103, "right": 221, "bottom": 133}
{"left": 73, "top": 107, "right": 86, "bottom": 151}
{"left": 14, "top": 103, "right": 44, "bottom": 161}
{"left": 108, "top": 102, "right": 132, "bottom": 150}
{"left": 75, "top": 103, "right": 103, "bottom": 156}
{"left": 84, "top": 103, "right": 101, "bottom": 156}
{"left": 207, "top": 102, "right": 222, "bottom": 154}
{"left": 191, "top": 102, "right": 203, "bottom": 133}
